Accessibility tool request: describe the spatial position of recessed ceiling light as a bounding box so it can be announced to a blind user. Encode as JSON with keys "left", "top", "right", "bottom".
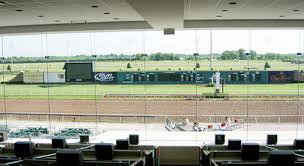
{"left": 54, "top": 20, "right": 61, "bottom": 22}
{"left": 216, "top": 15, "right": 223, "bottom": 17}
{"left": 229, "top": 2, "right": 237, "bottom": 5}
{"left": 16, "top": 9, "right": 23, "bottom": 12}
{"left": 38, "top": 15, "right": 44, "bottom": 18}
{"left": 104, "top": 12, "right": 110, "bottom": 15}
{"left": 91, "top": 5, "right": 98, "bottom": 8}
{"left": 222, "top": 9, "right": 229, "bottom": 12}
{"left": 113, "top": 18, "right": 120, "bottom": 20}
{"left": 293, "top": 9, "right": 300, "bottom": 12}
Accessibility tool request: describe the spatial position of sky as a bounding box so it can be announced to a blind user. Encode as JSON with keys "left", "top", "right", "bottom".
{"left": 0, "top": 29, "right": 303, "bottom": 57}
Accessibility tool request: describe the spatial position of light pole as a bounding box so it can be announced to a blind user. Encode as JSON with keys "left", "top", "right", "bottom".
{"left": 92, "top": 55, "right": 98, "bottom": 126}
{"left": 45, "top": 55, "right": 51, "bottom": 135}
{"left": 142, "top": 53, "right": 147, "bottom": 119}
{"left": 1, "top": 56, "right": 7, "bottom": 130}
{"left": 209, "top": 30, "right": 213, "bottom": 70}
{"left": 194, "top": 53, "right": 199, "bottom": 123}
{"left": 296, "top": 52, "right": 302, "bottom": 138}
{"left": 245, "top": 51, "right": 250, "bottom": 141}
{"left": 142, "top": 53, "right": 147, "bottom": 141}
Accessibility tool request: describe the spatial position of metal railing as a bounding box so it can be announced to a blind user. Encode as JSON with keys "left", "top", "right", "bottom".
{"left": 0, "top": 112, "right": 303, "bottom": 123}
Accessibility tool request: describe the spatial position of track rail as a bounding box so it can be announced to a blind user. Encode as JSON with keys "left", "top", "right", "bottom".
{"left": 0, "top": 112, "right": 303, "bottom": 118}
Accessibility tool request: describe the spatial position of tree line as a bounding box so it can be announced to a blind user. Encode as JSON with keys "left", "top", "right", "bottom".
{"left": 220, "top": 49, "right": 298, "bottom": 62}
{"left": 1, "top": 49, "right": 302, "bottom": 64}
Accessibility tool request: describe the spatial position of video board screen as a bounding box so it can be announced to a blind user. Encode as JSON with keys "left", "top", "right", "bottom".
{"left": 65, "top": 63, "right": 93, "bottom": 82}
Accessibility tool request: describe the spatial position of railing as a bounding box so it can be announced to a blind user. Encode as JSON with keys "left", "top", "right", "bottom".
{"left": 0, "top": 112, "right": 302, "bottom": 117}
{"left": 0, "top": 112, "right": 303, "bottom": 123}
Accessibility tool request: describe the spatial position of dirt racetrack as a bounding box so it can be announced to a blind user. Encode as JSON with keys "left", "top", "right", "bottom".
{"left": 0, "top": 99, "right": 302, "bottom": 116}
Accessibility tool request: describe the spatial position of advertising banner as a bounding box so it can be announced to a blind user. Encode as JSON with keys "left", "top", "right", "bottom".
{"left": 23, "top": 72, "right": 44, "bottom": 83}
{"left": 94, "top": 72, "right": 116, "bottom": 83}
{"left": 268, "top": 71, "right": 294, "bottom": 83}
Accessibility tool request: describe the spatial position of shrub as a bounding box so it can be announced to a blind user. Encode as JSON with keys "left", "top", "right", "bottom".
{"left": 127, "top": 62, "right": 132, "bottom": 68}
{"left": 7, "top": 65, "right": 11, "bottom": 71}
{"left": 195, "top": 63, "right": 200, "bottom": 68}
{"left": 207, "top": 82, "right": 215, "bottom": 87}
{"left": 264, "top": 61, "right": 271, "bottom": 70}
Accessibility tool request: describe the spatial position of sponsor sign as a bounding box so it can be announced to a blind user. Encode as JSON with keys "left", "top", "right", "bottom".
{"left": 268, "top": 71, "right": 294, "bottom": 83}
{"left": 94, "top": 72, "right": 116, "bottom": 83}
{"left": 23, "top": 72, "right": 44, "bottom": 83}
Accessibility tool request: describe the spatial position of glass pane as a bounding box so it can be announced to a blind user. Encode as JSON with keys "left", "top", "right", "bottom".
{"left": 207, "top": 30, "right": 250, "bottom": 141}
{"left": 144, "top": 30, "right": 198, "bottom": 145}
{"left": 94, "top": 31, "right": 145, "bottom": 143}
{"left": 47, "top": 33, "right": 96, "bottom": 138}
{"left": 3, "top": 34, "right": 49, "bottom": 138}
{"left": 297, "top": 31, "right": 304, "bottom": 139}
{"left": 0, "top": 36, "right": 7, "bottom": 132}
{"left": 249, "top": 30, "right": 299, "bottom": 143}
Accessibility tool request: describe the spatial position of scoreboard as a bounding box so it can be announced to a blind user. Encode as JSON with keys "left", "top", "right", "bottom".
{"left": 114, "top": 71, "right": 270, "bottom": 84}
{"left": 64, "top": 62, "right": 93, "bottom": 82}
{"left": 63, "top": 62, "right": 299, "bottom": 84}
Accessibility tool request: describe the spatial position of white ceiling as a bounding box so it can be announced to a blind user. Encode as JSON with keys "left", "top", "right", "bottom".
{"left": 1, "top": 0, "right": 304, "bottom": 33}
{"left": 129, "top": 0, "right": 184, "bottom": 28}
{"left": 185, "top": 0, "right": 304, "bottom": 20}
{"left": 0, "top": 0, "right": 144, "bottom": 26}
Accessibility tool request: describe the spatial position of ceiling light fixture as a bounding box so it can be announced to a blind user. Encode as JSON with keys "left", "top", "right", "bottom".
{"left": 16, "top": 9, "right": 23, "bottom": 12}
{"left": 71, "top": 20, "right": 87, "bottom": 24}
{"left": 293, "top": 9, "right": 300, "bottom": 12}
{"left": 279, "top": 15, "right": 285, "bottom": 18}
{"left": 104, "top": 12, "right": 110, "bottom": 15}
{"left": 0, "top": 1, "right": 7, "bottom": 5}
{"left": 216, "top": 15, "right": 223, "bottom": 17}
{"left": 38, "top": 15, "right": 44, "bottom": 18}
{"left": 229, "top": 2, "right": 237, "bottom": 5}
{"left": 91, "top": 5, "right": 98, "bottom": 8}
{"left": 222, "top": 9, "right": 229, "bottom": 12}
{"left": 113, "top": 18, "right": 120, "bottom": 20}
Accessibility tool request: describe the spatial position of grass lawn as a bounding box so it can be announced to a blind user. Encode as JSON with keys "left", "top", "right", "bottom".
{"left": 1, "top": 60, "right": 304, "bottom": 73}
{"left": 0, "top": 60, "right": 302, "bottom": 99}
{"left": 0, "top": 83, "right": 302, "bottom": 99}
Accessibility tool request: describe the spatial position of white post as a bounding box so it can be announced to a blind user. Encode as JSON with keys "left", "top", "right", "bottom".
{"left": 215, "top": 72, "right": 221, "bottom": 93}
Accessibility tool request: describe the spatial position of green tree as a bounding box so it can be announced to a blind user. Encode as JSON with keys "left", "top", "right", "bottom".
{"left": 7, "top": 65, "right": 11, "bottom": 71}
{"left": 127, "top": 62, "right": 132, "bottom": 68}
{"left": 221, "top": 50, "right": 239, "bottom": 60}
{"left": 150, "top": 53, "right": 162, "bottom": 61}
{"left": 257, "top": 55, "right": 265, "bottom": 60}
{"left": 238, "top": 49, "right": 246, "bottom": 60}
{"left": 195, "top": 63, "right": 200, "bottom": 68}
{"left": 264, "top": 61, "right": 271, "bottom": 70}
{"left": 250, "top": 50, "right": 257, "bottom": 60}
{"left": 135, "top": 53, "right": 144, "bottom": 60}
{"left": 150, "top": 52, "right": 180, "bottom": 61}
{"left": 265, "top": 53, "right": 279, "bottom": 60}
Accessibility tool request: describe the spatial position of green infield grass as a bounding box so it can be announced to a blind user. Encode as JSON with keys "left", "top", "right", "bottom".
{"left": 1, "top": 60, "right": 303, "bottom": 74}
{"left": 0, "top": 59, "right": 302, "bottom": 100}
{"left": 0, "top": 83, "right": 302, "bottom": 100}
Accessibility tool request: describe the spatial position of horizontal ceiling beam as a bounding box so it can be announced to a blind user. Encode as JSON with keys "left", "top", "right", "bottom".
{"left": 0, "top": 21, "right": 152, "bottom": 35}
{"left": 3, "top": 20, "right": 304, "bottom": 35}
{"left": 184, "top": 20, "right": 304, "bottom": 29}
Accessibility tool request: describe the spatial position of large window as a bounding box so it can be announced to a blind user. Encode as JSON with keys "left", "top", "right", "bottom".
{"left": 0, "top": 29, "right": 302, "bottom": 144}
